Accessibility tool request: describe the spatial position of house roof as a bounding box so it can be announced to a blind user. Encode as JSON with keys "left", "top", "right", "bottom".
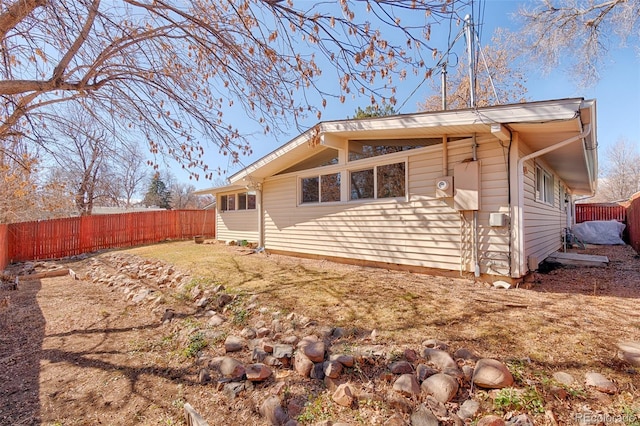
{"left": 198, "top": 98, "right": 597, "bottom": 195}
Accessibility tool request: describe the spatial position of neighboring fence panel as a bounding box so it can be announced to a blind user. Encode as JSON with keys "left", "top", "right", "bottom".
{"left": 6, "top": 210, "right": 215, "bottom": 263}
{"left": 627, "top": 194, "right": 640, "bottom": 253}
{"left": 0, "top": 224, "right": 8, "bottom": 270}
{"left": 575, "top": 203, "right": 626, "bottom": 223}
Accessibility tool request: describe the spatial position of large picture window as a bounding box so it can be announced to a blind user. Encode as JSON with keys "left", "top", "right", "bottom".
{"left": 350, "top": 161, "right": 406, "bottom": 200}
{"left": 301, "top": 173, "right": 341, "bottom": 204}
{"left": 535, "top": 166, "right": 554, "bottom": 205}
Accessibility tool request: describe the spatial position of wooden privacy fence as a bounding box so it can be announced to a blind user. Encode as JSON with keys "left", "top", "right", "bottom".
{"left": 2, "top": 210, "right": 215, "bottom": 264}
{"left": 0, "top": 224, "right": 8, "bottom": 270}
{"left": 627, "top": 194, "right": 640, "bottom": 253}
{"left": 575, "top": 203, "right": 626, "bottom": 223}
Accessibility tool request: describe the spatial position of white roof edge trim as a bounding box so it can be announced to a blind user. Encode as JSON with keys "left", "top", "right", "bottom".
{"left": 193, "top": 184, "right": 248, "bottom": 195}
{"left": 229, "top": 98, "right": 588, "bottom": 182}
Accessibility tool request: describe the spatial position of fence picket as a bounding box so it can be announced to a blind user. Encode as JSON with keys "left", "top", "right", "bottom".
{"left": 575, "top": 203, "right": 626, "bottom": 223}
{"left": 2, "top": 210, "right": 215, "bottom": 264}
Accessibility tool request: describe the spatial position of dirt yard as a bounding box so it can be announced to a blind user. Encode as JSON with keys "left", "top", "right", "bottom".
{"left": 0, "top": 242, "right": 639, "bottom": 425}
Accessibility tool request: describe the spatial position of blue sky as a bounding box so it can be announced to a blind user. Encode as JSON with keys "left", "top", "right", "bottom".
{"left": 189, "top": 0, "right": 640, "bottom": 190}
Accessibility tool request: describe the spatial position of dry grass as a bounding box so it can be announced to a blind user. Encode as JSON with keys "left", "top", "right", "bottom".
{"left": 127, "top": 241, "right": 640, "bottom": 376}
{"left": 3, "top": 239, "right": 638, "bottom": 425}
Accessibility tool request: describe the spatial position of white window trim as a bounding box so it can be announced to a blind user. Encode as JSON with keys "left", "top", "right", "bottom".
{"left": 219, "top": 192, "right": 257, "bottom": 212}
{"left": 535, "top": 165, "right": 554, "bottom": 206}
{"left": 296, "top": 158, "right": 410, "bottom": 206}
{"left": 298, "top": 172, "right": 342, "bottom": 206}
{"left": 348, "top": 159, "right": 409, "bottom": 203}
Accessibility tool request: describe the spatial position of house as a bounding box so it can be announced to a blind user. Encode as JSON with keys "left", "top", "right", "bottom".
{"left": 195, "top": 98, "right": 597, "bottom": 280}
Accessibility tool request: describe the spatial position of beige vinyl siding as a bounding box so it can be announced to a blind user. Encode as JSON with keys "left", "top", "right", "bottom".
{"left": 521, "top": 151, "right": 565, "bottom": 270}
{"left": 261, "top": 134, "right": 511, "bottom": 275}
{"left": 216, "top": 209, "right": 259, "bottom": 243}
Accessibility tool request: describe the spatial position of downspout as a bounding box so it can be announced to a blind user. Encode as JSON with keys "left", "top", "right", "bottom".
{"left": 514, "top": 124, "right": 592, "bottom": 277}
{"left": 256, "top": 183, "right": 264, "bottom": 249}
{"left": 472, "top": 133, "right": 480, "bottom": 278}
{"left": 442, "top": 135, "right": 448, "bottom": 176}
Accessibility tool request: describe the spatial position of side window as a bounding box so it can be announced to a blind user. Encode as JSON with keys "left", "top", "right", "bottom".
{"left": 350, "top": 169, "right": 375, "bottom": 200}
{"left": 237, "top": 192, "right": 257, "bottom": 210}
{"left": 350, "top": 161, "right": 406, "bottom": 201}
{"left": 301, "top": 173, "right": 341, "bottom": 204}
{"left": 220, "top": 195, "right": 230, "bottom": 211}
{"left": 377, "top": 162, "right": 405, "bottom": 198}
{"left": 535, "top": 166, "right": 554, "bottom": 206}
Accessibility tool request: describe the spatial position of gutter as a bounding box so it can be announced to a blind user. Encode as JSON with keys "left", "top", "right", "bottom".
{"left": 513, "top": 124, "right": 592, "bottom": 277}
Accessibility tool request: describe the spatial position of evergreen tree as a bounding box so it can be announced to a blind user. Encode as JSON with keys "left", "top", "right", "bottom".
{"left": 353, "top": 104, "right": 397, "bottom": 118}
{"left": 143, "top": 175, "right": 171, "bottom": 209}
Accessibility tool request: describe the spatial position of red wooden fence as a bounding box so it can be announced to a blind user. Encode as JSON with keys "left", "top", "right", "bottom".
{"left": 627, "top": 194, "right": 640, "bottom": 253}
{"left": 0, "top": 224, "right": 8, "bottom": 270}
{"left": 3, "top": 210, "right": 215, "bottom": 264}
{"left": 575, "top": 203, "right": 626, "bottom": 223}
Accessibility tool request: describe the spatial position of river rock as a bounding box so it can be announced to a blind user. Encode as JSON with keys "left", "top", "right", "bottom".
{"left": 389, "top": 360, "right": 414, "bottom": 374}
{"left": 617, "top": 341, "right": 640, "bottom": 367}
{"left": 393, "top": 374, "right": 421, "bottom": 396}
{"left": 245, "top": 363, "right": 272, "bottom": 382}
{"left": 458, "top": 399, "right": 480, "bottom": 420}
{"left": 552, "top": 371, "right": 575, "bottom": 386}
{"left": 473, "top": 358, "right": 514, "bottom": 389}
{"left": 294, "top": 351, "right": 314, "bottom": 377}
{"left": 420, "top": 373, "right": 459, "bottom": 403}
{"left": 423, "top": 348, "right": 457, "bottom": 370}
{"left": 219, "top": 357, "right": 245, "bottom": 380}
{"left": 410, "top": 405, "right": 440, "bottom": 426}
{"left": 260, "top": 396, "right": 289, "bottom": 425}
{"left": 332, "top": 383, "right": 356, "bottom": 407}
{"left": 585, "top": 372, "right": 617, "bottom": 394}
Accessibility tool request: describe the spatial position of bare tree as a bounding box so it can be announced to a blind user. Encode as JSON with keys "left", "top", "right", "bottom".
{"left": 505, "top": 0, "right": 639, "bottom": 86}
{"left": 46, "top": 110, "right": 120, "bottom": 215}
{"left": 170, "top": 182, "right": 200, "bottom": 209}
{"left": 595, "top": 138, "right": 640, "bottom": 202}
{"left": 0, "top": 141, "right": 74, "bottom": 223}
{"left": 0, "top": 0, "right": 469, "bottom": 179}
{"left": 113, "top": 143, "right": 150, "bottom": 208}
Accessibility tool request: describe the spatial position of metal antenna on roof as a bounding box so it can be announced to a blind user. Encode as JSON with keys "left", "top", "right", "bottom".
{"left": 464, "top": 14, "right": 476, "bottom": 108}
{"left": 441, "top": 62, "right": 447, "bottom": 111}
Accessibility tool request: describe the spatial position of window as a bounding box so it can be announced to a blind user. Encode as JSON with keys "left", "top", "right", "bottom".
{"left": 220, "top": 192, "right": 255, "bottom": 211}
{"left": 220, "top": 195, "right": 232, "bottom": 211}
{"left": 350, "top": 161, "right": 406, "bottom": 200}
{"left": 301, "top": 173, "right": 341, "bottom": 204}
{"left": 377, "top": 162, "right": 406, "bottom": 198}
{"left": 348, "top": 138, "right": 440, "bottom": 161}
{"left": 278, "top": 148, "right": 339, "bottom": 175}
{"left": 321, "top": 173, "right": 341, "bottom": 202}
{"left": 350, "top": 169, "right": 375, "bottom": 200}
{"left": 237, "top": 192, "right": 256, "bottom": 210}
{"left": 535, "top": 166, "right": 554, "bottom": 205}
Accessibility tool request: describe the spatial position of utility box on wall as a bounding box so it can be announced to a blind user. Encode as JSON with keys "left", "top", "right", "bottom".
{"left": 435, "top": 176, "right": 454, "bottom": 198}
{"left": 454, "top": 161, "right": 481, "bottom": 211}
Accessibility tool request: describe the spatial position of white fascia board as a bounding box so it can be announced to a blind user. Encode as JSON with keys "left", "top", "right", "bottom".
{"left": 229, "top": 98, "right": 586, "bottom": 182}
{"left": 193, "top": 184, "right": 247, "bottom": 195}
